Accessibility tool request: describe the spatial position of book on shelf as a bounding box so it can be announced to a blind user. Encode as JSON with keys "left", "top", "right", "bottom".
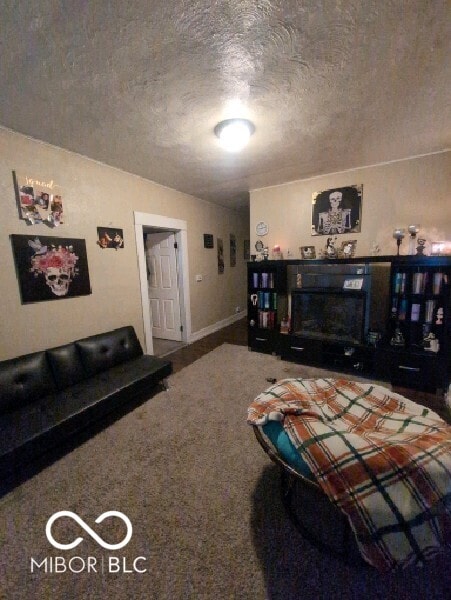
{"left": 432, "top": 272, "right": 447, "bottom": 295}
{"left": 257, "top": 272, "right": 275, "bottom": 289}
{"left": 257, "top": 291, "right": 277, "bottom": 310}
{"left": 394, "top": 272, "right": 406, "bottom": 293}
{"left": 258, "top": 310, "right": 276, "bottom": 329}
{"left": 412, "top": 272, "right": 428, "bottom": 294}
{"left": 425, "top": 299, "right": 436, "bottom": 323}
{"left": 411, "top": 303, "right": 421, "bottom": 322}
{"left": 398, "top": 298, "right": 408, "bottom": 321}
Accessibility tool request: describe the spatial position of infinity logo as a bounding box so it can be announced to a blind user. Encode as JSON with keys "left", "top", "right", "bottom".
{"left": 46, "top": 511, "right": 133, "bottom": 550}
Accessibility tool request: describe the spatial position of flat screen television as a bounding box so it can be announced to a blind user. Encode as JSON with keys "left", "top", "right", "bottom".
{"left": 291, "top": 289, "right": 366, "bottom": 344}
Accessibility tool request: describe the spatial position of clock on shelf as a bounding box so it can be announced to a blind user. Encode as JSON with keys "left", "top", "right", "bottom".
{"left": 255, "top": 221, "right": 269, "bottom": 236}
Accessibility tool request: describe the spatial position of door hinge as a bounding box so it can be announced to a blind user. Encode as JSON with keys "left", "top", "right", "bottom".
{"left": 174, "top": 242, "right": 178, "bottom": 249}
{"left": 180, "top": 325, "right": 183, "bottom": 331}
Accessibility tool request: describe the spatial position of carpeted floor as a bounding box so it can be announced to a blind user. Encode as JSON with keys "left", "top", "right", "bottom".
{"left": 0, "top": 344, "right": 449, "bottom": 599}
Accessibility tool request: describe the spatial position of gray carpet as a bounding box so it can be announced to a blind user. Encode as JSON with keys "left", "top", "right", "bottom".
{"left": 0, "top": 344, "right": 449, "bottom": 599}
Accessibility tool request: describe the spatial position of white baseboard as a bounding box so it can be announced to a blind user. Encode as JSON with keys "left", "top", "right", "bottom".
{"left": 188, "top": 310, "right": 247, "bottom": 343}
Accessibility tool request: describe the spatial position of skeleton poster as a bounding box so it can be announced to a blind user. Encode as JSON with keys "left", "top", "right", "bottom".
{"left": 11, "top": 235, "right": 91, "bottom": 303}
{"left": 311, "top": 185, "right": 362, "bottom": 236}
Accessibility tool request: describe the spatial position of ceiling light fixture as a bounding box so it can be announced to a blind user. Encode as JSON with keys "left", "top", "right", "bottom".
{"left": 214, "top": 118, "right": 255, "bottom": 152}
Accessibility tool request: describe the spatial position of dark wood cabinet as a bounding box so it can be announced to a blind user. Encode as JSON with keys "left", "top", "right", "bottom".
{"left": 375, "top": 256, "right": 451, "bottom": 392}
{"left": 247, "top": 261, "right": 287, "bottom": 353}
{"left": 279, "top": 335, "right": 375, "bottom": 375}
{"left": 247, "top": 256, "right": 451, "bottom": 394}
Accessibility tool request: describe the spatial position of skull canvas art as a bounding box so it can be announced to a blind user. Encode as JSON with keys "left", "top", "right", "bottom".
{"left": 11, "top": 235, "right": 91, "bottom": 303}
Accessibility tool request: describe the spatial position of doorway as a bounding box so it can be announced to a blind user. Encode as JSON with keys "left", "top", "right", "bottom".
{"left": 134, "top": 212, "right": 191, "bottom": 355}
{"left": 146, "top": 231, "right": 182, "bottom": 342}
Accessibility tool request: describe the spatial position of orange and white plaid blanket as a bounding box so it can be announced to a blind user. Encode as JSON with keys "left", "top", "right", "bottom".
{"left": 247, "top": 378, "right": 451, "bottom": 571}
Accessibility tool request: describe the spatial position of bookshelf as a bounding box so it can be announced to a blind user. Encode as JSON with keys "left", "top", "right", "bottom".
{"left": 378, "top": 256, "right": 451, "bottom": 392}
{"left": 247, "top": 256, "right": 450, "bottom": 394}
{"left": 247, "top": 261, "right": 287, "bottom": 353}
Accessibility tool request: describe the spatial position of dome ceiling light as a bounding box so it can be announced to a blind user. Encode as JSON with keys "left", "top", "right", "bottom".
{"left": 214, "top": 118, "right": 255, "bottom": 152}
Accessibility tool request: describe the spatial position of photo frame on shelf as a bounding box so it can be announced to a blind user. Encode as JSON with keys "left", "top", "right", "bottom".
{"left": 338, "top": 240, "right": 357, "bottom": 258}
{"left": 430, "top": 241, "right": 451, "bottom": 256}
{"left": 300, "top": 246, "right": 316, "bottom": 259}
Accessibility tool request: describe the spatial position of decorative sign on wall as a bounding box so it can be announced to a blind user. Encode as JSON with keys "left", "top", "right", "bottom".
{"left": 311, "top": 185, "right": 362, "bottom": 236}
{"left": 13, "top": 171, "right": 64, "bottom": 226}
{"left": 96, "top": 227, "right": 124, "bottom": 249}
{"left": 10, "top": 234, "right": 91, "bottom": 303}
{"left": 217, "top": 238, "right": 224, "bottom": 274}
{"left": 230, "top": 234, "right": 236, "bottom": 267}
{"left": 203, "top": 233, "right": 214, "bottom": 248}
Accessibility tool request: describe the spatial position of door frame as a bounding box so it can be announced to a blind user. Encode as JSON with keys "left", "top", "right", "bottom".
{"left": 134, "top": 212, "right": 191, "bottom": 355}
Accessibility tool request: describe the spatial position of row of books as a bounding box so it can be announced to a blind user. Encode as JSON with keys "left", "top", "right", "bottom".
{"left": 251, "top": 272, "right": 275, "bottom": 289}
{"left": 253, "top": 291, "right": 277, "bottom": 310}
{"left": 391, "top": 297, "right": 440, "bottom": 323}
{"left": 257, "top": 310, "right": 277, "bottom": 329}
{"left": 393, "top": 271, "right": 448, "bottom": 295}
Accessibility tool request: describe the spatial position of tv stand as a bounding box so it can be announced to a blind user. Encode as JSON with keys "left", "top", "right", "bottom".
{"left": 279, "top": 335, "right": 376, "bottom": 375}
{"left": 247, "top": 256, "right": 451, "bottom": 394}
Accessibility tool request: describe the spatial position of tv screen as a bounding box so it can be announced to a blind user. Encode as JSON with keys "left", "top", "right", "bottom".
{"left": 291, "top": 290, "right": 366, "bottom": 344}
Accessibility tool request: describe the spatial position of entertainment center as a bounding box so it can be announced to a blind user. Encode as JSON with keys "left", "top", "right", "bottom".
{"left": 247, "top": 256, "right": 451, "bottom": 393}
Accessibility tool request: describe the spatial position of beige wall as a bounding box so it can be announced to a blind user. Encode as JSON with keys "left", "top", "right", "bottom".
{"left": 250, "top": 152, "right": 451, "bottom": 259}
{"left": 0, "top": 128, "right": 249, "bottom": 360}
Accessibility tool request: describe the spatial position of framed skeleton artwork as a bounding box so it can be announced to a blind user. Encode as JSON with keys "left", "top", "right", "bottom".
{"left": 311, "top": 185, "right": 362, "bottom": 236}
{"left": 10, "top": 234, "right": 91, "bottom": 303}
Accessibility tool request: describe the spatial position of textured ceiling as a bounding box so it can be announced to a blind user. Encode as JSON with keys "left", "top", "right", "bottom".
{"left": 1, "top": 1, "right": 450, "bottom": 209}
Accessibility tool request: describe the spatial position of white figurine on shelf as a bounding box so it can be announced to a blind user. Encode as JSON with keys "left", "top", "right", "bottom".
{"left": 326, "top": 237, "right": 337, "bottom": 258}
{"left": 423, "top": 332, "right": 439, "bottom": 353}
{"left": 343, "top": 242, "right": 353, "bottom": 257}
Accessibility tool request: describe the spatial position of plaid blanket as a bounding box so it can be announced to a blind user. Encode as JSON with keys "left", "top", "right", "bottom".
{"left": 247, "top": 378, "right": 451, "bottom": 571}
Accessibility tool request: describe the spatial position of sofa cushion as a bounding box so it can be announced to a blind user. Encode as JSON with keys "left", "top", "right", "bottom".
{"left": 75, "top": 326, "right": 143, "bottom": 376}
{"left": 0, "top": 355, "right": 172, "bottom": 473}
{"left": 47, "top": 343, "right": 87, "bottom": 391}
{"left": 0, "top": 352, "right": 57, "bottom": 413}
{"left": 43, "top": 355, "right": 172, "bottom": 426}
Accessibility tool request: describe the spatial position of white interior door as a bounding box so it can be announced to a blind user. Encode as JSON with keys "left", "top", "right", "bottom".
{"left": 146, "top": 232, "right": 182, "bottom": 341}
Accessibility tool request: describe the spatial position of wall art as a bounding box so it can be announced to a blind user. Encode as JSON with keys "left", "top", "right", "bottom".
{"left": 13, "top": 171, "right": 64, "bottom": 226}
{"left": 311, "top": 185, "right": 362, "bottom": 236}
{"left": 203, "top": 233, "right": 214, "bottom": 248}
{"left": 217, "top": 238, "right": 224, "bottom": 274}
{"left": 96, "top": 227, "right": 124, "bottom": 249}
{"left": 230, "top": 234, "right": 236, "bottom": 267}
{"left": 10, "top": 234, "right": 91, "bottom": 303}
